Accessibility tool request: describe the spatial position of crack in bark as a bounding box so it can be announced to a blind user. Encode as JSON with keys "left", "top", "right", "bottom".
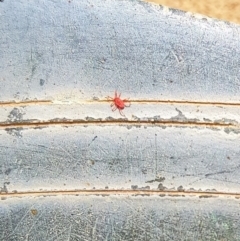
{"left": 1, "top": 189, "right": 240, "bottom": 199}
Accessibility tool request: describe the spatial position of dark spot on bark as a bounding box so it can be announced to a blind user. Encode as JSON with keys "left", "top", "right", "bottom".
{"left": 31, "top": 209, "right": 38, "bottom": 215}
{"left": 8, "top": 108, "right": 24, "bottom": 121}
{"left": 131, "top": 185, "right": 138, "bottom": 190}
{"left": 146, "top": 177, "right": 165, "bottom": 183}
{"left": 5, "top": 128, "right": 23, "bottom": 137}
{"left": 4, "top": 168, "right": 11, "bottom": 175}
{"left": 188, "top": 188, "right": 196, "bottom": 191}
{"left": 40, "top": 79, "right": 45, "bottom": 86}
{"left": 199, "top": 195, "right": 214, "bottom": 198}
{"left": 101, "top": 194, "right": 109, "bottom": 197}
{"left": 139, "top": 186, "right": 150, "bottom": 190}
{"left": 177, "top": 185, "right": 184, "bottom": 191}
{"left": 158, "top": 183, "right": 166, "bottom": 191}
{"left": 0, "top": 182, "right": 10, "bottom": 193}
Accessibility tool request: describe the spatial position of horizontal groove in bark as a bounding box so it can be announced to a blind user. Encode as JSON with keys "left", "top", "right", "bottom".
{"left": 0, "top": 119, "right": 235, "bottom": 129}
{"left": 97, "top": 99, "right": 240, "bottom": 106}
{"left": 1, "top": 99, "right": 240, "bottom": 107}
{"left": 0, "top": 100, "right": 52, "bottom": 106}
{"left": 1, "top": 189, "right": 240, "bottom": 199}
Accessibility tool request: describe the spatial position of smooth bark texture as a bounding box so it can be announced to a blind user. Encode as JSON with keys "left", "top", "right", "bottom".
{"left": 1, "top": 0, "right": 240, "bottom": 240}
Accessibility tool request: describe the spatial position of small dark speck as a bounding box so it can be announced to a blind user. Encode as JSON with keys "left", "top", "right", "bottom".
{"left": 188, "top": 188, "right": 195, "bottom": 191}
{"left": 199, "top": 195, "right": 212, "bottom": 199}
{"left": 131, "top": 185, "right": 138, "bottom": 190}
{"left": 158, "top": 183, "right": 166, "bottom": 191}
{"left": 31, "top": 209, "right": 38, "bottom": 216}
{"left": 5, "top": 168, "right": 11, "bottom": 175}
{"left": 177, "top": 185, "right": 184, "bottom": 192}
{"left": 40, "top": 79, "right": 45, "bottom": 86}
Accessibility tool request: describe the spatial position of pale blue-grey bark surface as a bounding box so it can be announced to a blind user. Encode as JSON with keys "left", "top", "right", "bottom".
{"left": 1, "top": 0, "right": 240, "bottom": 240}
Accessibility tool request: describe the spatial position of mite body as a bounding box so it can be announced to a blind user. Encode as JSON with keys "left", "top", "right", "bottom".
{"left": 107, "top": 91, "right": 131, "bottom": 116}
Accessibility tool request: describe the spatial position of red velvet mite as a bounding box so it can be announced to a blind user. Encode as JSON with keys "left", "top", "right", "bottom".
{"left": 107, "top": 91, "right": 131, "bottom": 116}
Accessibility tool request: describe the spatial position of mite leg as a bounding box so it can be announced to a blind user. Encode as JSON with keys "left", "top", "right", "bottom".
{"left": 119, "top": 110, "right": 125, "bottom": 117}
{"left": 115, "top": 90, "right": 121, "bottom": 98}
{"left": 112, "top": 106, "right": 117, "bottom": 112}
{"left": 124, "top": 100, "right": 131, "bottom": 107}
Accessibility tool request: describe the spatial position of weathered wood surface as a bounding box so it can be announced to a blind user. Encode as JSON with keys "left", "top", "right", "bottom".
{"left": 1, "top": 0, "right": 240, "bottom": 240}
